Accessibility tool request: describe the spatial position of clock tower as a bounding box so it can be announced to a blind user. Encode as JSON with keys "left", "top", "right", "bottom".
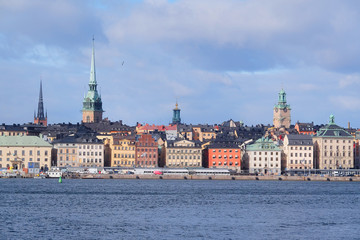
{"left": 273, "top": 89, "right": 291, "bottom": 128}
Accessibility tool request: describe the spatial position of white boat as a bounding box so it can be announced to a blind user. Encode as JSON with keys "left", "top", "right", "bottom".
{"left": 47, "top": 168, "right": 62, "bottom": 178}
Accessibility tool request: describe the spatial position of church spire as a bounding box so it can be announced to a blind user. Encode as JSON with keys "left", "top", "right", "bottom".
{"left": 89, "top": 36, "right": 97, "bottom": 86}
{"left": 37, "top": 80, "right": 45, "bottom": 120}
{"left": 34, "top": 80, "right": 47, "bottom": 126}
{"left": 82, "top": 37, "right": 103, "bottom": 123}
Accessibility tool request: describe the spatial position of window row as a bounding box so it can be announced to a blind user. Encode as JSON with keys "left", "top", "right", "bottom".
{"left": 212, "top": 162, "right": 239, "bottom": 166}
{"left": 290, "top": 146, "right": 312, "bottom": 150}
{"left": 324, "top": 145, "right": 351, "bottom": 150}
{"left": 323, "top": 151, "right": 351, "bottom": 157}
{"left": 81, "top": 159, "right": 102, "bottom": 163}
{"left": 79, "top": 151, "right": 102, "bottom": 156}
{"left": 324, "top": 140, "right": 352, "bottom": 143}
{"left": 253, "top": 152, "right": 279, "bottom": 156}
{"left": 0, "top": 157, "right": 48, "bottom": 162}
{"left": 211, "top": 149, "right": 239, "bottom": 153}
{"left": 79, "top": 145, "right": 102, "bottom": 150}
{"left": 168, "top": 155, "right": 201, "bottom": 160}
{"left": 168, "top": 162, "right": 201, "bottom": 166}
{"left": 137, "top": 161, "right": 157, "bottom": 165}
{"left": 211, "top": 155, "right": 239, "bottom": 159}
{"left": 323, "top": 159, "right": 352, "bottom": 165}
{"left": 253, "top": 157, "right": 279, "bottom": 161}
{"left": 113, "top": 154, "right": 135, "bottom": 159}
{"left": 290, "top": 159, "right": 312, "bottom": 164}
{"left": 290, "top": 153, "right": 312, "bottom": 157}
{"left": 114, "top": 146, "right": 135, "bottom": 150}
{"left": 253, "top": 163, "right": 279, "bottom": 167}
{"left": 168, "top": 149, "right": 201, "bottom": 153}
{"left": 113, "top": 160, "right": 135, "bottom": 165}
{"left": 0, "top": 150, "right": 49, "bottom": 156}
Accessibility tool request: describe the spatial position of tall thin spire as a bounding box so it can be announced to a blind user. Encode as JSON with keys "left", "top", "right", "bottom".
{"left": 34, "top": 80, "right": 47, "bottom": 126}
{"left": 89, "top": 36, "right": 97, "bottom": 86}
{"left": 37, "top": 80, "right": 45, "bottom": 120}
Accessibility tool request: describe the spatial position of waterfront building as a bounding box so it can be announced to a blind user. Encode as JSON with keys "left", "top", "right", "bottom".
{"left": 354, "top": 131, "right": 360, "bottom": 169}
{"left": 313, "top": 115, "right": 354, "bottom": 169}
{"left": 0, "top": 124, "right": 27, "bottom": 136}
{"left": 245, "top": 137, "right": 282, "bottom": 174}
{"left": 0, "top": 136, "right": 52, "bottom": 170}
{"left": 203, "top": 141, "right": 241, "bottom": 171}
{"left": 135, "top": 134, "right": 158, "bottom": 167}
{"left": 294, "top": 122, "right": 316, "bottom": 135}
{"left": 178, "top": 124, "right": 193, "bottom": 140}
{"left": 283, "top": 134, "right": 313, "bottom": 170}
{"left": 192, "top": 125, "right": 216, "bottom": 142}
{"left": 53, "top": 133, "right": 104, "bottom": 168}
{"left": 161, "top": 139, "right": 202, "bottom": 167}
{"left": 34, "top": 81, "right": 47, "bottom": 126}
{"left": 172, "top": 101, "right": 181, "bottom": 124}
{"left": 110, "top": 135, "right": 136, "bottom": 167}
{"left": 82, "top": 38, "right": 103, "bottom": 123}
{"left": 165, "top": 125, "right": 177, "bottom": 140}
{"left": 273, "top": 89, "right": 291, "bottom": 129}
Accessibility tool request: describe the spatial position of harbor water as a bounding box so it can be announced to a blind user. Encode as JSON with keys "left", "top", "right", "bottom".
{"left": 0, "top": 179, "right": 359, "bottom": 239}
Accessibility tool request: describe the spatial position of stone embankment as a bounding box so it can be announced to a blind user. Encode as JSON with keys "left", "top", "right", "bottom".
{"left": 74, "top": 174, "right": 360, "bottom": 182}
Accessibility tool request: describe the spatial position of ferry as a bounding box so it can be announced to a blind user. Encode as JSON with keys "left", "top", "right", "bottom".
{"left": 47, "top": 167, "right": 62, "bottom": 178}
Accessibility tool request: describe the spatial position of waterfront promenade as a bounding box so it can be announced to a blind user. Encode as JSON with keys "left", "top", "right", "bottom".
{"left": 60, "top": 173, "right": 360, "bottom": 182}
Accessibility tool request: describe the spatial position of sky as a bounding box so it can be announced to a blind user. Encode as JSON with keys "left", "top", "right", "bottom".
{"left": 1, "top": 0, "right": 360, "bottom": 128}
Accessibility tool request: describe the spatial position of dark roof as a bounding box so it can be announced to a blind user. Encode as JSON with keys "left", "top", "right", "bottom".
{"left": 286, "top": 134, "right": 313, "bottom": 145}
{"left": 53, "top": 133, "right": 102, "bottom": 144}
{"left": 316, "top": 124, "right": 353, "bottom": 138}
{"left": 296, "top": 122, "right": 314, "bottom": 131}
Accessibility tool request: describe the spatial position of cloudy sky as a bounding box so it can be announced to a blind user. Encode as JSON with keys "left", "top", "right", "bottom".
{"left": 1, "top": 0, "right": 360, "bottom": 128}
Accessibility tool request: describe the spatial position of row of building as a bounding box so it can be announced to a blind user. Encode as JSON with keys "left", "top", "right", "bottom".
{"left": 2, "top": 39, "right": 359, "bottom": 174}
{"left": 1, "top": 113, "right": 359, "bottom": 174}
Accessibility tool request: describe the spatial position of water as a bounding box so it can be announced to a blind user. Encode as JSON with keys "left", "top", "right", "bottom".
{"left": 0, "top": 179, "right": 359, "bottom": 240}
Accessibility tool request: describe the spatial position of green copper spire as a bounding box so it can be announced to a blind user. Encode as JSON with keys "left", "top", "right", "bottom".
{"left": 89, "top": 37, "right": 96, "bottom": 85}
{"left": 82, "top": 37, "right": 103, "bottom": 112}
{"left": 329, "top": 114, "right": 335, "bottom": 124}
{"left": 274, "top": 88, "right": 291, "bottom": 109}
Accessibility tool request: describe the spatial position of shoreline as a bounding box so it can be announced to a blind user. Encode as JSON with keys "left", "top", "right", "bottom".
{"left": 47, "top": 174, "right": 360, "bottom": 181}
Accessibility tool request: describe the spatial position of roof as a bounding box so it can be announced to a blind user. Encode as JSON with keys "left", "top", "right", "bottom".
{"left": 0, "top": 136, "right": 52, "bottom": 147}
{"left": 315, "top": 116, "right": 353, "bottom": 138}
{"left": 53, "top": 134, "right": 103, "bottom": 144}
{"left": 296, "top": 122, "right": 314, "bottom": 132}
{"left": 246, "top": 137, "right": 281, "bottom": 151}
{"left": 286, "top": 134, "right": 313, "bottom": 145}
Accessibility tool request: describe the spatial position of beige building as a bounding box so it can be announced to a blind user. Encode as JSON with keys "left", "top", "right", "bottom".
{"left": 313, "top": 115, "right": 354, "bottom": 170}
{"left": 283, "top": 134, "right": 313, "bottom": 170}
{"left": 245, "top": 137, "right": 282, "bottom": 174}
{"left": 110, "top": 135, "right": 136, "bottom": 167}
{"left": 162, "top": 139, "right": 202, "bottom": 167}
{"left": 53, "top": 134, "right": 104, "bottom": 168}
{"left": 0, "top": 136, "right": 52, "bottom": 170}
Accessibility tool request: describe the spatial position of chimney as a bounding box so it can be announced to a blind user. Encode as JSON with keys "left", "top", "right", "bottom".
{"left": 348, "top": 122, "right": 350, "bottom": 129}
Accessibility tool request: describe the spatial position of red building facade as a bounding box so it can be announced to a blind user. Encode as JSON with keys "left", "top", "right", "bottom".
{"left": 204, "top": 142, "right": 241, "bottom": 171}
{"left": 135, "top": 134, "right": 158, "bottom": 167}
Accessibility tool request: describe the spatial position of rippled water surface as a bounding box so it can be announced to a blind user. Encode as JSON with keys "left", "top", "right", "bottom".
{"left": 0, "top": 179, "right": 359, "bottom": 239}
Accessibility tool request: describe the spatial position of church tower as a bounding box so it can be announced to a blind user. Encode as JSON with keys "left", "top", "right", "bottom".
{"left": 172, "top": 101, "right": 181, "bottom": 124}
{"left": 34, "top": 80, "right": 47, "bottom": 126}
{"left": 82, "top": 38, "right": 103, "bottom": 123}
{"left": 273, "top": 89, "right": 291, "bottom": 128}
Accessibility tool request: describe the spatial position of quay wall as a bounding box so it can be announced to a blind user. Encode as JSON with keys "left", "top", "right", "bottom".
{"left": 71, "top": 174, "right": 360, "bottom": 182}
